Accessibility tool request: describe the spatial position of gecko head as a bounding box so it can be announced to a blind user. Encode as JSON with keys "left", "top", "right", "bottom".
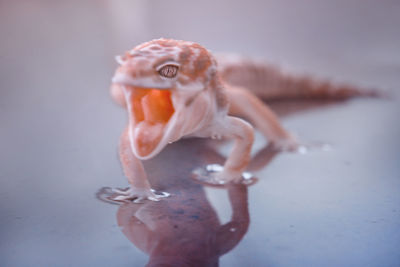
{"left": 111, "top": 39, "right": 218, "bottom": 159}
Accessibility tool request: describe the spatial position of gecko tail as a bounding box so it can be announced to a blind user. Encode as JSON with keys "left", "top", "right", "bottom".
{"left": 217, "top": 54, "right": 382, "bottom": 101}
{"left": 260, "top": 74, "right": 381, "bottom": 100}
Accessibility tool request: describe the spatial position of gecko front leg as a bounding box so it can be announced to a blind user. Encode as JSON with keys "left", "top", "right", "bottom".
{"left": 114, "top": 127, "right": 169, "bottom": 202}
{"left": 227, "top": 84, "right": 299, "bottom": 151}
{"left": 194, "top": 116, "right": 255, "bottom": 184}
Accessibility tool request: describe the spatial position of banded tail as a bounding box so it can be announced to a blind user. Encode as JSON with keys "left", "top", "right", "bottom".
{"left": 217, "top": 54, "right": 380, "bottom": 101}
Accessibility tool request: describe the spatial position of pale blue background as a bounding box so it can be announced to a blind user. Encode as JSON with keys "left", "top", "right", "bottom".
{"left": 0, "top": 0, "right": 399, "bottom": 266}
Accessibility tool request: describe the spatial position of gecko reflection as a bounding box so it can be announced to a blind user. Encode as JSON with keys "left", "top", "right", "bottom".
{"left": 97, "top": 139, "right": 279, "bottom": 266}
{"left": 112, "top": 143, "right": 279, "bottom": 267}
{"left": 117, "top": 182, "right": 248, "bottom": 267}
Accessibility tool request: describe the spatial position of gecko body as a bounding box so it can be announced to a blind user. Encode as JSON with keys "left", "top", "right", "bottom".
{"left": 110, "top": 38, "right": 375, "bottom": 201}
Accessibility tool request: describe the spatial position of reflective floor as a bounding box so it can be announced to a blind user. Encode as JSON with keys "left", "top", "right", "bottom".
{"left": 1, "top": 1, "right": 399, "bottom": 266}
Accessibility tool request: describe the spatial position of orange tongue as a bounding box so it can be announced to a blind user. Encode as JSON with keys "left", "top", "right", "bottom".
{"left": 142, "top": 89, "right": 174, "bottom": 123}
{"left": 128, "top": 88, "right": 175, "bottom": 157}
{"left": 133, "top": 122, "right": 164, "bottom": 157}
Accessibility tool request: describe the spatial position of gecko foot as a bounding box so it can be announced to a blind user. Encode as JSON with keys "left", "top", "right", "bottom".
{"left": 97, "top": 187, "right": 170, "bottom": 203}
{"left": 113, "top": 187, "right": 170, "bottom": 203}
{"left": 270, "top": 135, "right": 332, "bottom": 154}
{"left": 269, "top": 135, "right": 300, "bottom": 152}
{"left": 192, "top": 164, "right": 258, "bottom": 187}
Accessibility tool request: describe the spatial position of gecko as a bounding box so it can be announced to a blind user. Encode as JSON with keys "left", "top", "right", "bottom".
{"left": 110, "top": 38, "right": 377, "bottom": 202}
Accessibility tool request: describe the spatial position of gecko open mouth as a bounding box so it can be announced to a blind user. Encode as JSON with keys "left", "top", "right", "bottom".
{"left": 125, "top": 86, "right": 176, "bottom": 158}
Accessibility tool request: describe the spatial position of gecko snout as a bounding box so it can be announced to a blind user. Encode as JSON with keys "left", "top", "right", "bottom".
{"left": 112, "top": 72, "right": 137, "bottom": 86}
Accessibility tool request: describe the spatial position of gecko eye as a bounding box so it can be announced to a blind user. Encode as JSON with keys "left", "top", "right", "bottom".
{"left": 158, "top": 64, "right": 179, "bottom": 78}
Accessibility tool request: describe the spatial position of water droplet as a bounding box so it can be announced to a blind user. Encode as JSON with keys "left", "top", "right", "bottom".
{"left": 151, "top": 189, "right": 171, "bottom": 198}
{"left": 206, "top": 164, "right": 223, "bottom": 172}
{"left": 243, "top": 172, "right": 252, "bottom": 179}
{"left": 297, "top": 146, "right": 308, "bottom": 154}
{"left": 322, "top": 143, "right": 332, "bottom": 151}
{"left": 192, "top": 164, "right": 258, "bottom": 186}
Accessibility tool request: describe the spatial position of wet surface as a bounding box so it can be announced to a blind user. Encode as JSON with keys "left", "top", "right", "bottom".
{"left": 1, "top": 1, "right": 400, "bottom": 266}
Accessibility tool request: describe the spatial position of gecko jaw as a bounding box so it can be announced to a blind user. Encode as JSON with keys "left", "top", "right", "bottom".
{"left": 122, "top": 85, "right": 177, "bottom": 160}
{"left": 112, "top": 72, "right": 172, "bottom": 90}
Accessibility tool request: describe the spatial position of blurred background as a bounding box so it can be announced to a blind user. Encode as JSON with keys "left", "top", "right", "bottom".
{"left": 0, "top": 0, "right": 399, "bottom": 266}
